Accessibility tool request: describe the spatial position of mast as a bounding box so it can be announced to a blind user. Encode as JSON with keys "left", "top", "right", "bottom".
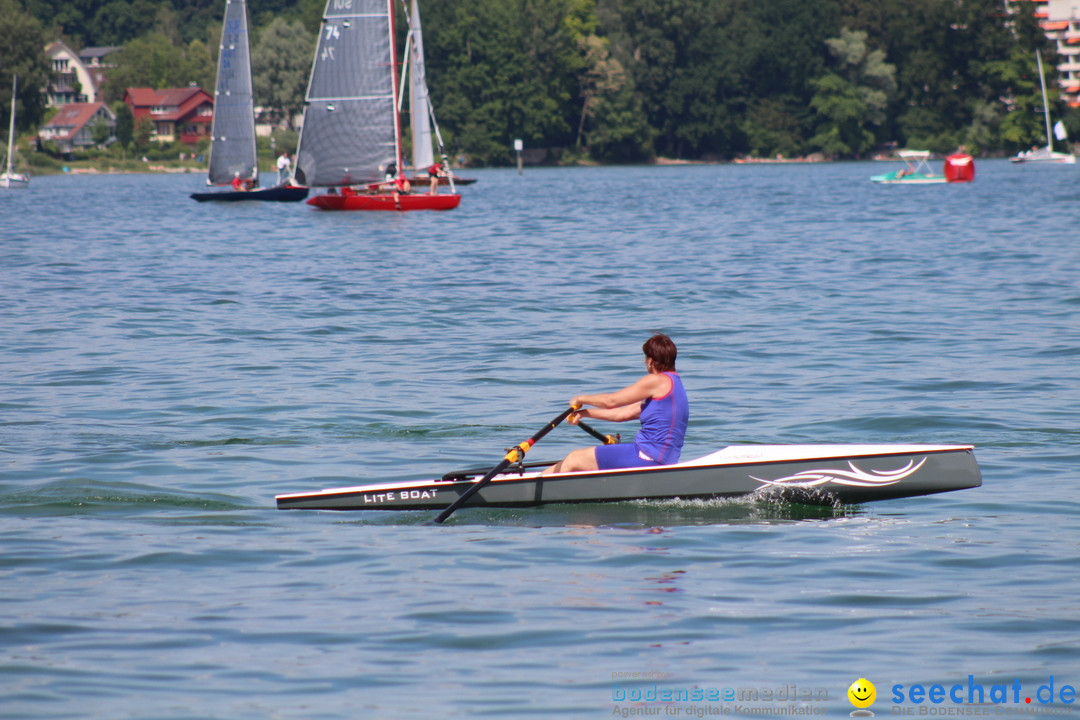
{"left": 6, "top": 75, "right": 16, "bottom": 178}
{"left": 389, "top": 0, "right": 403, "bottom": 176}
{"left": 1036, "top": 50, "right": 1054, "bottom": 153}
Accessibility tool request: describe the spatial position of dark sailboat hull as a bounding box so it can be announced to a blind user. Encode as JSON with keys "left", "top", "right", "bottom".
{"left": 191, "top": 184, "right": 309, "bottom": 202}
{"left": 407, "top": 175, "right": 477, "bottom": 186}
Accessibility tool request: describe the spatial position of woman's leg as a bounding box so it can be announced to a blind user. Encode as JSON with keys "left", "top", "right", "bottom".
{"left": 542, "top": 446, "right": 598, "bottom": 475}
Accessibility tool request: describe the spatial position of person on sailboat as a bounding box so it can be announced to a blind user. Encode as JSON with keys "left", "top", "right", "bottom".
{"left": 377, "top": 162, "right": 411, "bottom": 207}
{"left": 276, "top": 152, "right": 292, "bottom": 184}
{"left": 541, "top": 334, "right": 690, "bottom": 475}
{"left": 231, "top": 172, "right": 254, "bottom": 191}
{"left": 426, "top": 162, "right": 445, "bottom": 195}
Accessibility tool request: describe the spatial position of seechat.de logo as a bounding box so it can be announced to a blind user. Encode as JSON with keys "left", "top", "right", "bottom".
{"left": 849, "top": 678, "right": 877, "bottom": 717}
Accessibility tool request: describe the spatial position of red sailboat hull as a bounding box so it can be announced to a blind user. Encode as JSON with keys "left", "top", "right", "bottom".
{"left": 307, "top": 192, "right": 461, "bottom": 211}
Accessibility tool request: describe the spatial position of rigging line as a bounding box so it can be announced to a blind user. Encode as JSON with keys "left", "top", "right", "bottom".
{"left": 398, "top": 33, "right": 411, "bottom": 116}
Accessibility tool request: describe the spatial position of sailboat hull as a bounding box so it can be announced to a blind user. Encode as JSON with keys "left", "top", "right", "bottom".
{"left": 307, "top": 192, "right": 461, "bottom": 211}
{"left": 0, "top": 173, "right": 30, "bottom": 189}
{"left": 191, "top": 184, "right": 309, "bottom": 202}
{"left": 1009, "top": 151, "right": 1076, "bottom": 164}
{"left": 408, "top": 175, "right": 477, "bottom": 186}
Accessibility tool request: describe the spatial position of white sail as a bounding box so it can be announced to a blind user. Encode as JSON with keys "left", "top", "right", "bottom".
{"left": 296, "top": 0, "right": 399, "bottom": 187}
{"left": 1054, "top": 119, "right": 1067, "bottom": 142}
{"left": 208, "top": 0, "right": 258, "bottom": 186}
{"left": 408, "top": 0, "right": 434, "bottom": 171}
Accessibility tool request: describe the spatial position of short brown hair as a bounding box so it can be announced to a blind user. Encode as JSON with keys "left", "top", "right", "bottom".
{"left": 642, "top": 333, "right": 677, "bottom": 372}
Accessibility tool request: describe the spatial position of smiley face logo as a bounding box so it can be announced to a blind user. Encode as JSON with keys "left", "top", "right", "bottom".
{"left": 848, "top": 678, "right": 876, "bottom": 710}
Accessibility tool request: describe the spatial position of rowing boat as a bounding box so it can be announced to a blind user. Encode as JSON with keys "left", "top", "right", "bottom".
{"left": 276, "top": 444, "right": 981, "bottom": 511}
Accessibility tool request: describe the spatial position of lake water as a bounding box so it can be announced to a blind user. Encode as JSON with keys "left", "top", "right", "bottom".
{"left": 2, "top": 161, "right": 1079, "bottom": 719}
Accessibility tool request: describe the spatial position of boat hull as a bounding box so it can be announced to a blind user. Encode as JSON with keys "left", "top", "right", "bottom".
{"left": 407, "top": 175, "right": 477, "bottom": 186}
{"left": 307, "top": 192, "right": 462, "bottom": 211}
{"left": 870, "top": 173, "right": 947, "bottom": 184}
{"left": 1009, "top": 153, "right": 1076, "bottom": 164}
{"left": 191, "top": 184, "right": 309, "bottom": 202}
{"left": 0, "top": 172, "right": 30, "bottom": 189}
{"left": 276, "top": 445, "right": 981, "bottom": 511}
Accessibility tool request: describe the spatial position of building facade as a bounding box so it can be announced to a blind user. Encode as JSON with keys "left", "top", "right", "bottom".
{"left": 1017, "top": 0, "right": 1080, "bottom": 108}
{"left": 38, "top": 103, "right": 117, "bottom": 152}
{"left": 123, "top": 87, "right": 214, "bottom": 144}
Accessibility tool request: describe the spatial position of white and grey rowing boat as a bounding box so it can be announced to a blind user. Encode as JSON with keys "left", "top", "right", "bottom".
{"left": 276, "top": 444, "right": 981, "bottom": 512}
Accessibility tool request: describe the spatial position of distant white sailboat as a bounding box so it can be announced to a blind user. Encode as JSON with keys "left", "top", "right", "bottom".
{"left": 1011, "top": 50, "right": 1076, "bottom": 165}
{"left": 1, "top": 74, "right": 30, "bottom": 189}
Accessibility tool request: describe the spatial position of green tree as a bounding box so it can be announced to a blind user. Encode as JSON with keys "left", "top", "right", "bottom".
{"left": 808, "top": 28, "right": 895, "bottom": 157}
{"left": 0, "top": 0, "right": 52, "bottom": 130}
{"left": 990, "top": 48, "right": 1056, "bottom": 152}
{"left": 571, "top": 28, "right": 653, "bottom": 162}
{"left": 808, "top": 73, "right": 875, "bottom": 157}
{"left": 88, "top": 0, "right": 159, "bottom": 46}
{"left": 133, "top": 115, "right": 154, "bottom": 152}
{"left": 424, "top": 0, "right": 581, "bottom": 164}
{"left": 90, "top": 118, "right": 112, "bottom": 146}
{"left": 183, "top": 38, "right": 216, "bottom": 92}
{"left": 740, "top": 99, "right": 805, "bottom": 158}
{"left": 113, "top": 101, "right": 134, "bottom": 150}
{"left": 251, "top": 18, "right": 314, "bottom": 130}
{"left": 101, "top": 33, "right": 215, "bottom": 103}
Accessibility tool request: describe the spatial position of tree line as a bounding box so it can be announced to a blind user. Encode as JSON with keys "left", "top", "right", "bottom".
{"left": 4, "top": 0, "right": 1076, "bottom": 165}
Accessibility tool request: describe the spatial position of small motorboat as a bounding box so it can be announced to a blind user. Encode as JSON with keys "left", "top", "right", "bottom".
{"left": 871, "top": 150, "right": 948, "bottom": 184}
{"left": 276, "top": 443, "right": 981, "bottom": 512}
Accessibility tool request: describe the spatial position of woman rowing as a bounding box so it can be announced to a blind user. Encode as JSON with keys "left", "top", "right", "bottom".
{"left": 542, "top": 334, "right": 689, "bottom": 475}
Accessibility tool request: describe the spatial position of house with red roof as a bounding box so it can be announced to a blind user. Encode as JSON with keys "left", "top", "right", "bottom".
{"left": 123, "top": 86, "right": 214, "bottom": 145}
{"left": 38, "top": 102, "right": 117, "bottom": 152}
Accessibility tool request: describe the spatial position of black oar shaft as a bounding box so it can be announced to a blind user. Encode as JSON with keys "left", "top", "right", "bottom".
{"left": 434, "top": 406, "right": 578, "bottom": 524}
{"left": 577, "top": 420, "right": 618, "bottom": 445}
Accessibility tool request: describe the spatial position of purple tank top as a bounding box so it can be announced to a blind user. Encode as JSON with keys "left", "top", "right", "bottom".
{"left": 634, "top": 372, "right": 689, "bottom": 465}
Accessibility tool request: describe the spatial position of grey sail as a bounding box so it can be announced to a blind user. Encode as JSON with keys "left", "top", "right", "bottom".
{"left": 208, "top": 0, "right": 258, "bottom": 186}
{"left": 295, "top": 0, "right": 398, "bottom": 188}
{"left": 408, "top": 0, "right": 434, "bottom": 171}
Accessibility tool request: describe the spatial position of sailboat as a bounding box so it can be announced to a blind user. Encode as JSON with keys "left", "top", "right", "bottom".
{"left": 191, "top": 0, "right": 308, "bottom": 201}
{"left": 297, "top": 0, "right": 461, "bottom": 211}
{"left": 1010, "top": 50, "right": 1076, "bottom": 165}
{"left": 1, "top": 75, "right": 30, "bottom": 189}
{"left": 403, "top": 0, "right": 474, "bottom": 188}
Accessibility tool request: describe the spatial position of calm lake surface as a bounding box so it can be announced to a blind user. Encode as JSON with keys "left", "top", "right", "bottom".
{"left": 2, "top": 161, "right": 1079, "bottom": 718}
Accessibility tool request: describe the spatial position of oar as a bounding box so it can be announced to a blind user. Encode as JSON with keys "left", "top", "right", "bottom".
{"left": 577, "top": 420, "right": 619, "bottom": 445}
{"left": 434, "top": 405, "right": 579, "bottom": 524}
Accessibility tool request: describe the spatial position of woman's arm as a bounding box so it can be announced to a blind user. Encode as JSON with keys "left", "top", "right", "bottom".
{"left": 573, "top": 404, "right": 642, "bottom": 423}
{"left": 570, "top": 373, "right": 671, "bottom": 422}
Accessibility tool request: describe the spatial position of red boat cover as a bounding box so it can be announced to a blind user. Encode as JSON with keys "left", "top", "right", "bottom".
{"left": 944, "top": 154, "right": 975, "bottom": 183}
